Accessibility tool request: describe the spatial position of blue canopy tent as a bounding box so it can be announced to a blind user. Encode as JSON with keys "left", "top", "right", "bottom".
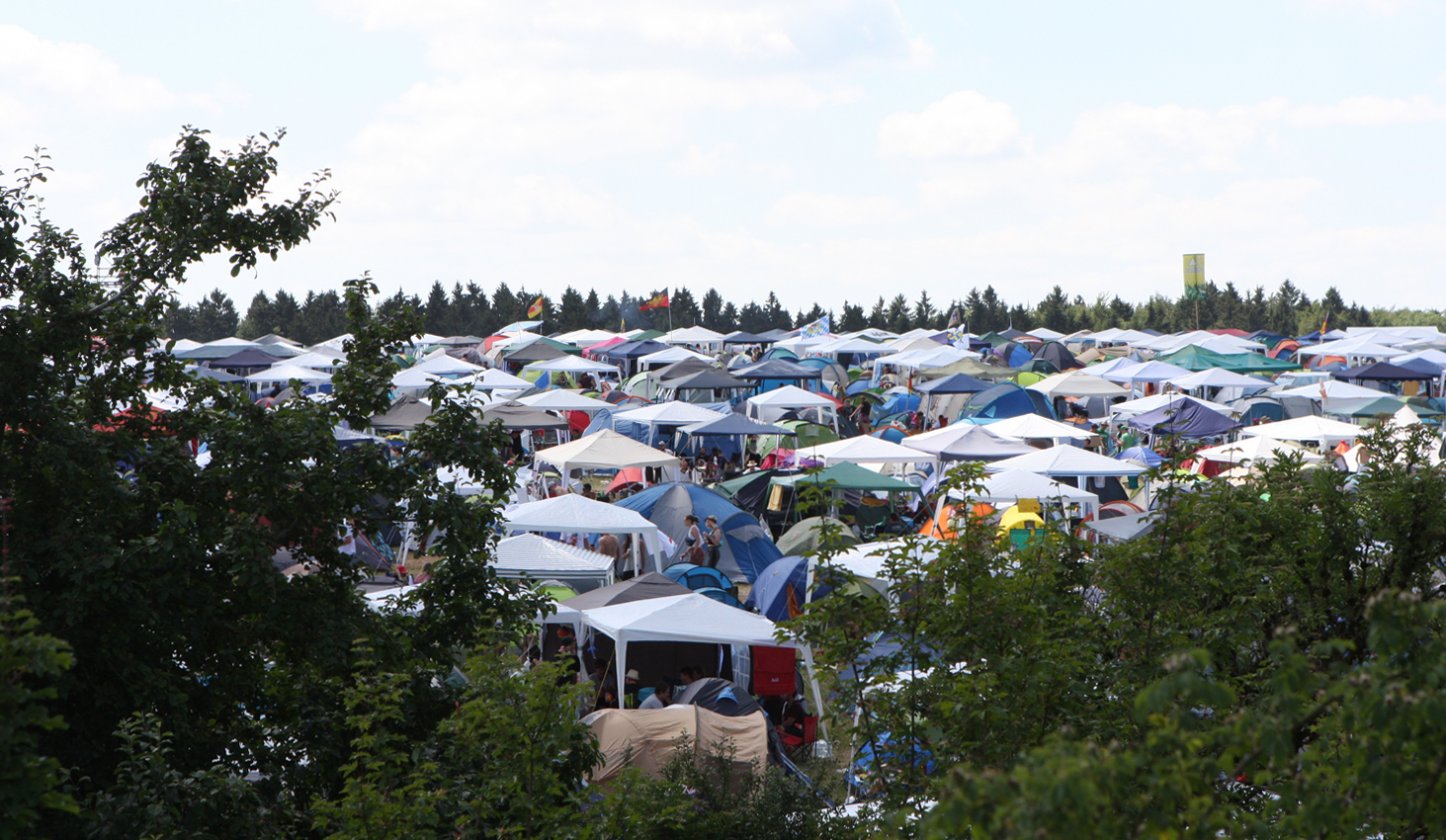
{"left": 1126, "top": 398, "right": 1240, "bottom": 439}
{"left": 676, "top": 413, "right": 792, "bottom": 460}
{"left": 734, "top": 359, "right": 823, "bottom": 394}
{"left": 914, "top": 373, "right": 992, "bottom": 395}
{"left": 614, "top": 482, "right": 782, "bottom": 583}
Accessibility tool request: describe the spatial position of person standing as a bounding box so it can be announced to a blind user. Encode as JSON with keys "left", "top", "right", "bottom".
{"left": 682, "top": 514, "right": 705, "bottom": 564}
{"left": 703, "top": 515, "right": 723, "bottom": 568}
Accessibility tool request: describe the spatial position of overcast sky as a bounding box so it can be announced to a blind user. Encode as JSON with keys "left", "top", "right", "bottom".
{"left": 4, "top": 0, "right": 1445, "bottom": 311}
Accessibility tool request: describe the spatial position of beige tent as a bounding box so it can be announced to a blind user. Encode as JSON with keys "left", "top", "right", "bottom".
{"left": 583, "top": 706, "right": 769, "bottom": 784}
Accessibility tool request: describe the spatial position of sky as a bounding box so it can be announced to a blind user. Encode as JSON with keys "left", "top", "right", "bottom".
{"left": 4, "top": 0, "right": 1446, "bottom": 312}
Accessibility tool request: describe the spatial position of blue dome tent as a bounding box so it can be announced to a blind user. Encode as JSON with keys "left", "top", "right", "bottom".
{"left": 614, "top": 483, "right": 782, "bottom": 583}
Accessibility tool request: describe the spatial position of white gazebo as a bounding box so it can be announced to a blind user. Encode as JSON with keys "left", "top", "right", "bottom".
{"left": 544, "top": 592, "right": 819, "bottom": 720}
{"left": 533, "top": 429, "right": 682, "bottom": 486}
{"left": 1240, "top": 416, "right": 1362, "bottom": 448}
{"left": 745, "top": 385, "right": 838, "bottom": 429}
{"left": 611, "top": 401, "right": 729, "bottom": 445}
{"left": 795, "top": 434, "right": 937, "bottom": 469}
{"left": 491, "top": 533, "right": 617, "bottom": 591}
{"left": 503, "top": 493, "right": 666, "bottom": 576}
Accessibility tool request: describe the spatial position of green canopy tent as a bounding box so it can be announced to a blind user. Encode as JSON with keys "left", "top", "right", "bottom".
{"left": 770, "top": 462, "right": 922, "bottom": 534}
{"left": 1158, "top": 345, "right": 1297, "bottom": 374}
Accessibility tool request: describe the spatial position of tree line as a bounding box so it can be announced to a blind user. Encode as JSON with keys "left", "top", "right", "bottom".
{"left": 165, "top": 275, "right": 1442, "bottom": 348}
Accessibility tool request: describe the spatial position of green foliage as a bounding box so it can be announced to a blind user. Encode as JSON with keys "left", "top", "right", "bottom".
{"left": 313, "top": 653, "right": 600, "bottom": 838}
{"left": 0, "top": 587, "right": 77, "bottom": 833}
{"left": 84, "top": 713, "right": 291, "bottom": 840}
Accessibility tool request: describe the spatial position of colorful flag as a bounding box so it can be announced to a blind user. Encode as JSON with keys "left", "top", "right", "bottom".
{"left": 1182, "top": 254, "right": 1205, "bottom": 301}
{"left": 527, "top": 295, "right": 544, "bottom": 319}
{"left": 946, "top": 325, "right": 969, "bottom": 346}
{"left": 800, "top": 314, "right": 830, "bottom": 338}
{"left": 640, "top": 290, "right": 670, "bottom": 312}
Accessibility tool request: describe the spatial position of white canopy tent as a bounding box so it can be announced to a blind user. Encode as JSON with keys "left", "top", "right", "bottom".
{"left": 554, "top": 328, "right": 623, "bottom": 348}
{"left": 637, "top": 346, "right": 714, "bottom": 368}
{"left": 979, "top": 414, "right": 1098, "bottom": 442}
{"left": 543, "top": 592, "right": 818, "bottom": 719}
{"left": 1195, "top": 436, "right": 1325, "bottom": 466}
{"left": 1166, "top": 368, "right": 1271, "bottom": 400}
{"left": 491, "top": 533, "right": 617, "bottom": 590}
{"left": 503, "top": 493, "right": 666, "bottom": 576}
{"left": 462, "top": 367, "right": 535, "bottom": 392}
{"left": 533, "top": 429, "right": 683, "bottom": 485}
{"left": 523, "top": 356, "right": 621, "bottom": 376}
{"left": 820, "top": 539, "right": 940, "bottom": 582}
{"left": 1110, "top": 392, "right": 1234, "bottom": 419}
{"left": 901, "top": 422, "right": 1025, "bottom": 457}
{"left": 612, "top": 401, "right": 729, "bottom": 445}
{"left": 1296, "top": 336, "right": 1406, "bottom": 364}
{"left": 985, "top": 445, "right": 1146, "bottom": 502}
{"left": 412, "top": 354, "right": 483, "bottom": 375}
{"left": 796, "top": 434, "right": 938, "bottom": 467}
{"left": 1026, "top": 370, "right": 1128, "bottom": 399}
{"left": 244, "top": 363, "right": 332, "bottom": 390}
{"left": 516, "top": 389, "right": 615, "bottom": 413}
{"left": 1240, "top": 415, "right": 1362, "bottom": 448}
{"left": 659, "top": 326, "right": 727, "bottom": 349}
{"left": 745, "top": 385, "right": 838, "bottom": 428}
{"left": 947, "top": 468, "right": 1100, "bottom": 519}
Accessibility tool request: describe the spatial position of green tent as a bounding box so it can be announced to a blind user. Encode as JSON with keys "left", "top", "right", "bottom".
{"left": 775, "top": 516, "right": 860, "bottom": 556}
{"left": 1158, "top": 345, "right": 1297, "bottom": 374}
{"left": 773, "top": 462, "right": 921, "bottom": 494}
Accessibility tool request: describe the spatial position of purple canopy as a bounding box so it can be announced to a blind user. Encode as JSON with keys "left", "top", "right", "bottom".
{"left": 1126, "top": 397, "right": 1239, "bottom": 439}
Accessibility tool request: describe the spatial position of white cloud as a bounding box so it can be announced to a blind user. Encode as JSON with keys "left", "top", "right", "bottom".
{"left": 767, "top": 192, "right": 904, "bottom": 227}
{"left": 879, "top": 91, "right": 1020, "bottom": 159}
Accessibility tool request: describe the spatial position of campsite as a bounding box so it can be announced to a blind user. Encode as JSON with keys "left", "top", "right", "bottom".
{"left": 64, "top": 296, "right": 1446, "bottom": 835}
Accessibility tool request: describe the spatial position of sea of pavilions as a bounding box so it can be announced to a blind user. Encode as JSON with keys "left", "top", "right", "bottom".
{"left": 158, "top": 319, "right": 1446, "bottom": 780}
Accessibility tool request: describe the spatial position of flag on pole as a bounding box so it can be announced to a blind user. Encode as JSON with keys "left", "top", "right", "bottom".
{"left": 527, "top": 295, "right": 545, "bottom": 319}
{"left": 946, "top": 325, "right": 969, "bottom": 346}
{"left": 640, "top": 290, "right": 670, "bottom": 312}
{"left": 1182, "top": 254, "right": 1205, "bottom": 301}
{"left": 947, "top": 306, "right": 962, "bottom": 328}
{"left": 800, "top": 314, "right": 831, "bottom": 338}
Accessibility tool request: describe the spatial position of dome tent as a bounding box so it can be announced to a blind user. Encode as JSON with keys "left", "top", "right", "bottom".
{"left": 614, "top": 483, "right": 783, "bottom": 583}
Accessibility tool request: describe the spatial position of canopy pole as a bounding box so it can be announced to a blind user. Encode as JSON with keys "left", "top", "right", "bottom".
{"left": 800, "top": 645, "right": 828, "bottom": 743}
{"left": 616, "top": 636, "right": 629, "bottom": 710}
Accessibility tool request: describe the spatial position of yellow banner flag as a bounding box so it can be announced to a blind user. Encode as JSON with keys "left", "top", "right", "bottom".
{"left": 1182, "top": 254, "right": 1205, "bottom": 300}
